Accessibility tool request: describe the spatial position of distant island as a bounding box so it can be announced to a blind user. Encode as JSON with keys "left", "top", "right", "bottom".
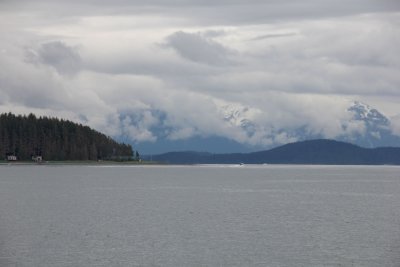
{"left": 0, "top": 113, "right": 136, "bottom": 161}
{"left": 144, "top": 139, "right": 400, "bottom": 165}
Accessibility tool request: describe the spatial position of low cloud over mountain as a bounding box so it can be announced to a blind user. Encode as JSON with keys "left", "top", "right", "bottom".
{"left": 125, "top": 100, "right": 400, "bottom": 153}
{"left": 1, "top": 0, "right": 400, "bottom": 153}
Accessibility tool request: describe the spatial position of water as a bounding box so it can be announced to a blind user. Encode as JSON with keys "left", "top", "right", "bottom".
{"left": 0, "top": 165, "right": 399, "bottom": 266}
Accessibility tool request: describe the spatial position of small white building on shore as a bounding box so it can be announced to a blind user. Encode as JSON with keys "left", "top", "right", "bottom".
{"left": 6, "top": 155, "right": 17, "bottom": 161}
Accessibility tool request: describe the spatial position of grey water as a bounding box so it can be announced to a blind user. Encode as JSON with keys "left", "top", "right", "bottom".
{"left": 0, "top": 165, "right": 399, "bottom": 267}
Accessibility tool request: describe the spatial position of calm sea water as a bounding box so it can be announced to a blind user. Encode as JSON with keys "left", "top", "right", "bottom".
{"left": 0, "top": 165, "right": 399, "bottom": 267}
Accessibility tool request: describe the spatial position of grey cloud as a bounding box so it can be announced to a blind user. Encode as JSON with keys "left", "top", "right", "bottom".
{"left": 164, "top": 31, "right": 234, "bottom": 66}
{"left": 250, "top": 32, "right": 298, "bottom": 41}
{"left": 2, "top": 0, "right": 399, "bottom": 26}
{"left": 26, "top": 41, "right": 82, "bottom": 75}
{"left": 84, "top": 50, "right": 223, "bottom": 77}
{"left": 0, "top": 51, "right": 67, "bottom": 110}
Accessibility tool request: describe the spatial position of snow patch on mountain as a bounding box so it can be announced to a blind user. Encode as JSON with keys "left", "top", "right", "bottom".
{"left": 349, "top": 101, "right": 390, "bottom": 128}
{"left": 216, "top": 101, "right": 260, "bottom": 134}
{"left": 215, "top": 100, "right": 300, "bottom": 146}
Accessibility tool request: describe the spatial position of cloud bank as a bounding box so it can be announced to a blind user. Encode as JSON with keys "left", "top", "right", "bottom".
{"left": 1, "top": 0, "right": 400, "bottom": 151}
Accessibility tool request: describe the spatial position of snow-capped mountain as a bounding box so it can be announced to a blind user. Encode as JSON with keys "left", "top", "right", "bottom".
{"left": 122, "top": 100, "right": 400, "bottom": 154}
{"left": 349, "top": 101, "right": 390, "bottom": 125}
{"left": 340, "top": 101, "right": 399, "bottom": 147}
{"left": 218, "top": 100, "right": 400, "bottom": 148}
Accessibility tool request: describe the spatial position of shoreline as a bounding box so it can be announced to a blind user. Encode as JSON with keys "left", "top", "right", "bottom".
{"left": 1, "top": 161, "right": 399, "bottom": 167}
{"left": 0, "top": 160, "right": 163, "bottom": 166}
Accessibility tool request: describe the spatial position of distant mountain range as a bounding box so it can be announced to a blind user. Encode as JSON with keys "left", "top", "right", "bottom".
{"left": 131, "top": 101, "right": 400, "bottom": 154}
{"left": 144, "top": 139, "right": 400, "bottom": 165}
{"left": 218, "top": 100, "right": 400, "bottom": 149}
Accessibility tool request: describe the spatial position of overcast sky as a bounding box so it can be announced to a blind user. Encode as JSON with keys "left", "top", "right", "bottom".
{"left": 1, "top": 0, "right": 400, "bottom": 147}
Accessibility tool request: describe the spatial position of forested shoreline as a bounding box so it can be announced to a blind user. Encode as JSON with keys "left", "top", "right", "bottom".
{"left": 0, "top": 113, "right": 134, "bottom": 161}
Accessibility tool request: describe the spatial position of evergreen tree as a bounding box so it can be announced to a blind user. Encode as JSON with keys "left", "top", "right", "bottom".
{"left": 0, "top": 113, "right": 134, "bottom": 161}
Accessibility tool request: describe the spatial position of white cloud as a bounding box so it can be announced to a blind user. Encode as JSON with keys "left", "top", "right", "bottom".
{"left": 120, "top": 112, "right": 158, "bottom": 142}
{"left": 391, "top": 115, "right": 400, "bottom": 136}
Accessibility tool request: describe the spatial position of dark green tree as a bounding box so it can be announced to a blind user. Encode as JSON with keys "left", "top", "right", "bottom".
{"left": 0, "top": 113, "right": 134, "bottom": 161}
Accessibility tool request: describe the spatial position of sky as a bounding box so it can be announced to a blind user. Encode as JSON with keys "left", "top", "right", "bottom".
{"left": 1, "top": 0, "right": 400, "bottom": 152}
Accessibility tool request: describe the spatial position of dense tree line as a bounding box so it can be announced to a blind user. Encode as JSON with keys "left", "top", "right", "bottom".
{"left": 0, "top": 113, "right": 134, "bottom": 161}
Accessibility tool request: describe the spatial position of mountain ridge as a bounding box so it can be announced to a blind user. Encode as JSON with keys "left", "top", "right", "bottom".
{"left": 145, "top": 139, "right": 400, "bottom": 165}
